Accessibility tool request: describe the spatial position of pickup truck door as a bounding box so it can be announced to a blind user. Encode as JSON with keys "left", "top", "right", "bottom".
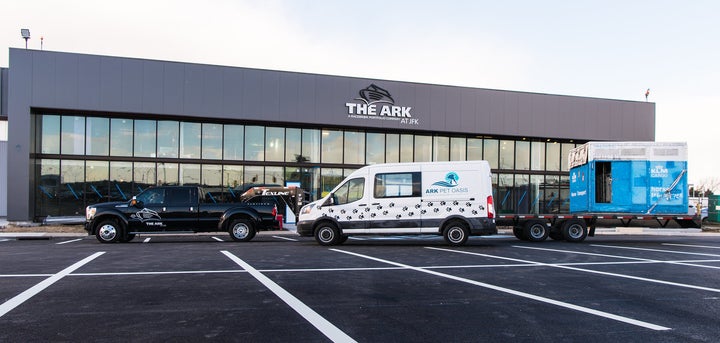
{"left": 161, "top": 187, "right": 200, "bottom": 231}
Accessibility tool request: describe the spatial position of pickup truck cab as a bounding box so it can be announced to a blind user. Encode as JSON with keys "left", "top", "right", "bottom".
{"left": 85, "top": 186, "right": 281, "bottom": 243}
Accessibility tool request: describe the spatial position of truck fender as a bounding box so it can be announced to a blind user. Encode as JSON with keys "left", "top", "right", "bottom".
{"left": 218, "top": 208, "right": 263, "bottom": 231}
{"left": 89, "top": 209, "right": 129, "bottom": 234}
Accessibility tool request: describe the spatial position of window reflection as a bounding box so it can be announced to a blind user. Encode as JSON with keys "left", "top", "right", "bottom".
{"left": 321, "top": 129, "right": 342, "bottom": 163}
{"left": 157, "top": 121, "right": 179, "bottom": 158}
{"left": 414, "top": 135, "right": 431, "bottom": 162}
{"left": 40, "top": 115, "right": 60, "bottom": 154}
{"left": 515, "top": 141, "right": 529, "bottom": 170}
{"left": 110, "top": 119, "right": 133, "bottom": 156}
{"left": 546, "top": 142, "right": 560, "bottom": 171}
{"left": 433, "top": 136, "right": 449, "bottom": 161}
{"left": 531, "top": 141, "right": 545, "bottom": 171}
{"left": 302, "top": 129, "right": 320, "bottom": 163}
{"left": 202, "top": 123, "right": 223, "bottom": 160}
{"left": 344, "top": 131, "right": 365, "bottom": 165}
{"left": 499, "top": 140, "right": 514, "bottom": 170}
{"left": 223, "top": 125, "right": 244, "bottom": 161}
{"left": 61, "top": 116, "right": 85, "bottom": 155}
{"left": 86, "top": 117, "right": 109, "bottom": 156}
{"left": 265, "top": 127, "right": 285, "bottom": 162}
{"left": 450, "top": 137, "right": 466, "bottom": 161}
{"left": 180, "top": 122, "right": 201, "bottom": 159}
{"left": 385, "top": 134, "right": 399, "bottom": 163}
{"left": 134, "top": 120, "right": 156, "bottom": 158}
{"left": 285, "top": 128, "right": 301, "bottom": 163}
{"left": 467, "top": 138, "right": 482, "bottom": 160}
{"left": 245, "top": 126, "right": 265, "bottom": 161}
{"left": 483, "top": 139, "right": 498, "bottom": 169}
{"left": 400, "top": 134, "right": 414, "bottom": 162}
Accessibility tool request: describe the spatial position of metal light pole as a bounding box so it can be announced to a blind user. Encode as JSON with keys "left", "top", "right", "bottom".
{"left": 21, "top": 29, "right": 30, "bottom": 49}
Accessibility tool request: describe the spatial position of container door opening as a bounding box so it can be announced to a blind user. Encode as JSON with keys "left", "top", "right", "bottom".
{"left": 595, "top": 162, "right": 611, "bottom": 203}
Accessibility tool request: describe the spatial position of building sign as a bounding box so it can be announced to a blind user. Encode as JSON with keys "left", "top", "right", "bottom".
{"left": 345, "top": 84, "right": 419, "bottom": 125}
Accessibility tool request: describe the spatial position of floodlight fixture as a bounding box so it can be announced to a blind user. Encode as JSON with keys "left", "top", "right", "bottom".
{"left": 21, "top": 29, "right": 30, "bottom": 49}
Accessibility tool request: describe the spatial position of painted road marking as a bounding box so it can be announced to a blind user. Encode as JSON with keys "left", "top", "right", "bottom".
{"left": 663, "top": 243, "right": 720, "bottom": 249}
{"left": 272, "top": 236, "right": 298, "bottom": 242}
{"left": 0, "top": 252, "right": 105, "bottom": 318}
{"left": 0, "top": 239, "right": 9, "bottom": 243}
{"left": 222, "top": 251, "right": 357, "bottom": 342}
{"left": 212, "top": 237, "right": 224, "bottom": 242}
{"left": 56, "top": 238, "right": 83, "bottom": 245}
{"left": 143, "top": 238, "right": 151, "bottom": 243}
{"left": 333, "top": 248, "right": 670, "bottom": 331}
{"left": 591, "top": 244, "right": 720, "bottom": 258}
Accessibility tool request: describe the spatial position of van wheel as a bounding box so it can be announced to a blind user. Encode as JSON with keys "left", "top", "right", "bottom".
{"left": 315, "top": 223, "right": 340, "bottom": 246}
{"left": 229, "top": 219, "right": 256, "bottom": 242}
{"left": 444, "top": 221, "right": 469, "bottom": 246}
{"left": 523, "top": 221, "right": 549, "bottom": 242}
{"left": 562, "top": 219, "right": 587, "bottom": 242}
{"left": 96, "top": 219, "right": 122, "bottom": 243}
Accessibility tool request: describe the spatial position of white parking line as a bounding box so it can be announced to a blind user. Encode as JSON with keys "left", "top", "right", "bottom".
{"left": 56, "top": 238, "right": 83, "bottom": 245}
{"left": 0, "top": 252, "right": 105, "bottom": 318}
{"left": 222, "top": 251, "right": 357, "bottom": 342}
{"left": 212, "top": 237, "right": 224, "bottom": 242}
{"left": 143, "top": 238, "right": 151, "bottom": 243}
{"left": 663, "top": 243, "right": 720, "bottom": 249}
{"left": 0, "top": 239, "right": 9, "bottom": 243}
{"left": 272, "top": 236, "right": 298, "bottom": 242}
{"left": 591, "top": 244, "right": 720, "bottom": 258}
{"left": 333, "top": 248, "right": 670, "bottom": 331}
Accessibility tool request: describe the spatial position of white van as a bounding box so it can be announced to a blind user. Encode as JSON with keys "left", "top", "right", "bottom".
{"left": 296, "top": 161, "right": 496, "bottom": 245}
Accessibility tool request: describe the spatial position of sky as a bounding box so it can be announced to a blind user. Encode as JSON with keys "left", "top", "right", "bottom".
{"left": 2, "top": 0, "right": 718, "bottom": 190}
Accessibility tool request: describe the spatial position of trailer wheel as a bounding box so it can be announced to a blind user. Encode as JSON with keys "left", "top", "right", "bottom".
{"left": 549, "top": 231, "right": 564, "bottom": 241}
{"left": 443, "top": 220, "right": 469, "bottom": 246}
{"left": 523, "top": 221, "right": 549, "bottom": 242}
{"left": 561, "top": 219, "right": 587, "bottom": 242}
{"left": 512, "top": 227, "right": 527, "bottom": 240}
{"left": 315, "top": 222, "right": 341, "bottom": 246}
{"left": 229, "top": 218, "right": 256, "bottom": 242}
{"left": 95, "top": 219, "right": 122, "bottom": 243}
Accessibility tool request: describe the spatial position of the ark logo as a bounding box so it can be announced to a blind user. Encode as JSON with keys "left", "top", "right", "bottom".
{"left": 345, "top": 84, "right": 419, "bottom": 125}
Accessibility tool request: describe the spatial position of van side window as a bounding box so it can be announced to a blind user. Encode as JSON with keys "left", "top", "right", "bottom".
{"left": 334, "top": 178, "right": 365, "bottom": 205}
{"left": 374, "top": 172, "right": 421, "bottom": 198}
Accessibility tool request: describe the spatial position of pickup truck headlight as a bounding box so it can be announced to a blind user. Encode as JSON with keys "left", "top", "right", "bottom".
{"left": 85, "top": 206, "right": 96, "bottom": 220}
{"left": 300, "top": 203, "right": 315, "bottom": 215}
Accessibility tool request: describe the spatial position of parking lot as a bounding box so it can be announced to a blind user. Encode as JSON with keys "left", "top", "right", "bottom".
{"left": 1, "top": 232, "right": 720, "bottom": 342}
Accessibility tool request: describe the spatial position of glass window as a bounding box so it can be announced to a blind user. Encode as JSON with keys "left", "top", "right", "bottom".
{"left": 134, "top": 120, "right": 156, "bottom": 158}
{"left": 167, "top": 187, "right": 194, "bottom": 205}
{"left": 302, "top": 129, "right": 320, "bottom": 163}
{"left": 515, "top": 174, "right": 530, "bottom": 213}
{"left": 137, "top": 188, "right": 165, "bottom": 205}
{"left": 499, "top": 140, "right": 514, "bottom": 170}
{"left": 244, "top": 166, "right": 264, "bottom": 185}
{"left": 366, "top": 133, "right": 385, "bottom": 164}
{"left": 561, "top": 143, "right": 576, "bottom": 172}
{"left": 497, "top": 173, "right": 514, "bottom": 214}
{"left": 202, "top": 123, "right": 223, "bottom": 160}
{"left": 133, "top": 162, "right": 156, "bottom": 193}
{"left": 157, "top": 121, "right": 179, "bottom": 158}
{"left": 546, "top": 142, "right": 561, "bottom": 171}
{"left": 36, "top": 159, "right": 60, "bottom": 217}
{"left": 110, "top": 119, "right": 133, "bottom": 157}
{"left": 39, "top": 115, "right": 60, "bottom": 154}
{"left": 60, "top": 160, "right": 85, "bottom": 215}
{"left": 544, "top": 175, "right": 560, "bottom": 213}
{"left": 414, "top": 135, "right": 432, "bottom": 162}
{"left": 245, "top": 126, "right": 265, "bottom": 161}
{"left": 483, "top": 139, "right": 499, "bottom": 169}
{"left": 86, "top": 117, "right": 109, "bottom": 156}
{"left": 433, "top": 136, "right": 449, "bottom": 161}
{"left": 516, "top": 140, "right": 530, "bottom": 170}
{"left": 531, "top": 141, "right": 546, "bottom": 171}
{"left": 385, "top": 134, "right": 399, "bottom": 163}
{"left": 223, "top": 125, "right": 244, "bottom": 161}
{"left": 265, "top": 127, "right": 285, "bottom": 162}
{"left": 467, "top": 138, "right": 482, "bottom": 160}
{"left": 560, "top": 175, "right": 570, "bottom": 212}
{"left": 61, "top": 116, "right": 85, "bottom": 155}
{"left": 450, "top": 137, "right": 466, "bottom": 161}
{"left": 321, "top": 129, "right": 343, "bottom": 163}
{"left": 285, "top": 128, "right": 301, "bottom": 163}
{"left": 158, "top": 162, "right": 179, "bottom": 186}
{"left": 223, "top": 165, "right": 244, "bottom": 201}
{"left": 202, "top": 164, "right": 223, "bottom": 202}
{"left": 180, "top": 163, "right": 201, "bottom": 185}
{"left": 374, "top": 172, "right": 420, "bottom": 198}
{"left": 265, "top": 166, "right": 284, "bottom": 185}
{"left": 180, "top": 122, "right": 201, "bottom": 159}
{"left": 400, "top": 134, "right": 414, "bottom": 162}
{"left": 344, "top": 131, "right": 365, "bottom": 164}
{"left": 110, "top": 161, "right": 133, "bottom": 201}
{"left": 320, "top": 168, "right": 343, "bottom": 198}
{"left": 86, "top": 161, "right": 109, "bottom": 204}
{"left": 333, "top": 178, "right": 365, "bottom": 205}
{"left": 529, "top": 175, "right": 544, "bottom": 214}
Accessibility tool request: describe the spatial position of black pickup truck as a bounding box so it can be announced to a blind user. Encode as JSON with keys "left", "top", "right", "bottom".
{"left": 84, "top": 185, "right": 300, "bottom": 243}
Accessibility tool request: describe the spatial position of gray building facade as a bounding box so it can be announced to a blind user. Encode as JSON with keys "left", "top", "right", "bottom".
{"left": 5, "top": 48, "right": 655, "bottom": 221}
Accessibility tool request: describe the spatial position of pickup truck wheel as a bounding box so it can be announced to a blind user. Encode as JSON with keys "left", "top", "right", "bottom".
{"left": 562, "top": 220, "right": 588, "bottom": 242}
{"left": 229, "top": 219, "right": 256, "bottom": 242}
{"left": 120, "top": 234, "right": 136, "bottom": 243}
{"left": 523, "top": 221, "right": 549, "bottom": 242}
{"left": 315, "top": 223, "right": 340, "bottom": 246}
{"left": 443, "top": 221, "right": 469, "bottom": 246}
{"left": 96, "top": 219, "right": 122, "bottom": 243}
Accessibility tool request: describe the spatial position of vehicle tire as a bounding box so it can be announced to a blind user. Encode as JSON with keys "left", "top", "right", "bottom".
{"left": 338, "top": 235, "right": 349, "bottom": 244}
{"left": 120, "top": 233, "right": 136, "bottom": 243}
{"left": 561, "top": 219, "right": 588, "bottom": 242}
{"left": 443, "top": 220, "right": 469, "bottom": 246}
{"left": 95, "top": 219, "right": 122, "bottom": 243}
{"left": 549, "top": 230, "right": 564, "bottom": 241}
{"left": 512, "top": 227, "right": 527, "bottom": 240}
{"left": 229, "top": 218, "right": 256, "bottom": 242}
{"left": 523, "top": 221, "right": 549, "bottom": 242}
{"left": 315, "top": 222, "right": 341, "bottom": 246}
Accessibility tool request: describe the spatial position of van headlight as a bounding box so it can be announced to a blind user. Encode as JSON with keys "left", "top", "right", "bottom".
{"left": 86, "top": 206, "right": 96, "bottom": 220}
{"left": 300, "top": 204, "right": 315, "bottom": 215}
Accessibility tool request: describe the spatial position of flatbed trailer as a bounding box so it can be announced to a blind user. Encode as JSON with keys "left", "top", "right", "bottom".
{"left": 497, "top": 213, "right": 702, "bottom": 242}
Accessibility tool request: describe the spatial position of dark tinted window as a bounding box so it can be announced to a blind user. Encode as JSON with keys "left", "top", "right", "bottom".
{"left": 166, "top": 188, "right": 194, "bottom": 205}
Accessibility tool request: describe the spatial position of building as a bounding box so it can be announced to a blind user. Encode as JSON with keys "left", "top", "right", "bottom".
{"left": 2, "top": 48, "right": 655, "bottom": 222}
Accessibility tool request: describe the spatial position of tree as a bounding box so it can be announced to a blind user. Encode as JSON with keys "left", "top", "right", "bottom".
{"left": 691, "top": 177, "right": 719, "bottom": 197}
